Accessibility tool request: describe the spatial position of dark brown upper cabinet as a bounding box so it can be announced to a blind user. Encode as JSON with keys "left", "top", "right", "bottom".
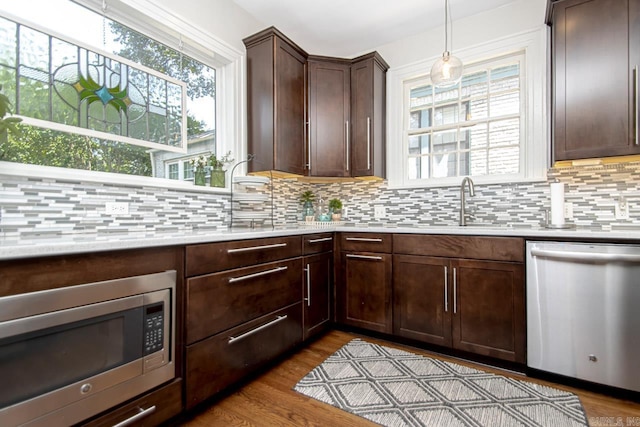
{"left": 350, "top": 53, "right": 388, "bottom": 178}
{"left": 244, "top": 27, "right": 388, "bottom": 178}
{"left": 548, "top": 0, "right": 640, "bottom": 162}
{"left": 307, "top": 54, "right": 388, "bottom": 178}
{"left": 244, "top": 27, "right": 307, "bottom": 175}
{"left": 307, "top": 57, "right": 351, "bottom": 177}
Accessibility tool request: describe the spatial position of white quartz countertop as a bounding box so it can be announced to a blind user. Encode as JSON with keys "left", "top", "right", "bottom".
{"left": 2, "top": 223, "right": 640, "bottom": 260}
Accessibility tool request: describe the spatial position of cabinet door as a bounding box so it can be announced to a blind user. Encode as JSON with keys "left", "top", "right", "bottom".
{"left": 350, "top": 55, "right": 387, "bottom": 177}
{"left": 552, "top": 0, "right": 639, "bottom": 160}
{"left": 450, "top": 259, "right": 525, "bottom": 363}
{"left": 245, "top": 29, "right": 307, "bottom": 175}
{"left": 308, "top": 60, "right": 350, "bottom": 177}
{"left": 185, "top": 303, "right": 302, "bottom": 409}
{"left": 303, "top": 252, "right": 332, "bottom": 339}
{"left": 339, "top": 252, "right": 392, "bottom": 333}
{"left": 393, "top": 255, "right": 452, "bottom": 347}
{"left": 275, "top": 37, "right": 306, "bottom": 175}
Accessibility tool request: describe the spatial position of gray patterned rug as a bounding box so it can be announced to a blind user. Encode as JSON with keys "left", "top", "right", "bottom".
{"left": 294, "top": 339, "right": 588, "bottom": 427}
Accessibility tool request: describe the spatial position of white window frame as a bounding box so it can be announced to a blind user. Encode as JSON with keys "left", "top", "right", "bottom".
{"left": 0, "top": 0, "right": 246, "bottom": 192}
{"left": 386, "top": 27, "right": 549, "bottom": 189}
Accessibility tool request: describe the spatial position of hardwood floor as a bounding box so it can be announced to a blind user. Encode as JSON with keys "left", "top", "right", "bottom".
{"left": 179, "top": 330, "right": 640, "bottom": 426}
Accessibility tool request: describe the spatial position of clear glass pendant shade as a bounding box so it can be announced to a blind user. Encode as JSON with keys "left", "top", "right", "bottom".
{"left": 430, "top": 51, "right": 463, "bottom": 88}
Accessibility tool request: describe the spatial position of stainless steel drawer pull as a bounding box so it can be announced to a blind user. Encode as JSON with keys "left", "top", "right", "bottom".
{"left": 346, "top": 254, "right": 383, "bottom": 261}
{"left": 305, "top": 264, "right": 311, "bottom": 307}
{"left": 345, "top": 237, "right": 383, "bottom": 242}
{"left": 228, "top": 315, "right": 288, "bottom": 344}
{"left": 227, "top": 242, "right": 287, "bottom": 254}
{"left": 367, "top": 116, "right": 371, "bottom": 170}
{"left": 308, "top": 237, "right": 333, "bottom": 244}
{"left": 444, "top": 266, "right": 448, "bottom": 313}
{"left": 453, "top": 267, "right": 457, "bottom": 314}
{"left": 112, "top": 406, "right": 157, "bottom": 427}
{"left": 530, "top": 248, "right": 640, "bottom": 263}
{"left": 635, "top": 65, "right": 639, "bottom": 146}
{"left": 228, "top": 266, "right": 288, "bottom": 283}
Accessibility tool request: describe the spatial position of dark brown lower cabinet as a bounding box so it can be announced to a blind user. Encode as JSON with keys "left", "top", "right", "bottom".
{"left": 303, "top": 252, "right": 332, "bottom": 339}
{"left": 80, "top": 379, "right": 183, "bottom": 427}
{"left": 185, "top": 303, "right": 302, "bottom": 409}
{"left": 338, "top": 251, "right": 392, "bottom": 334}
{"left": 393, "top": 255, "right": 525, "bottom": 363}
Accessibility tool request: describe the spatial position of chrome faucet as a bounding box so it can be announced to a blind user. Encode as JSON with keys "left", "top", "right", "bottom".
{"left": 459, "top": 177, "right": 475, "bottom": 226}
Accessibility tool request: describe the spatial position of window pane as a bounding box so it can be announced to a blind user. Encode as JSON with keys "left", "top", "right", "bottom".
{"left": 433, "top": 104, "right": 458, "bottom": 127}
{"left": 408, "top": 134, "right": 430, "bottom": 155}
{"left": 467, "top": 97, "right": 488, "bottom": 120}
{"left": 488, "top": 146, "right": 519, "bottom": 174}
{"left": 490, "top": 64, "right": 519, "bottom": 92}
{"left": 434, "top": 85, "right": 458, "bottom": 105}
{"left": 461, "top": 71, "right": 488, "bottom": 98}
{"left": 489, "top": 118, "right": 519, "bottom": 147}
{"left": 410, "top": 85, "right": 432, "bottom": 108}
{"left": 432, "top": 130, "right": 457, "bottom": 178}
{"left": 490, "top": 91, "right": 519, "bottom": 117}
{"left": 168, "top": 163, "right": 179, "bottom": 180}
{"left": 462, "top": 123, "right": 488, "bottom": 150}
{"left": 408, "top": 156, "right": 429, "bottom": 180}
{"left": 458, "top": 151, "right": 469, "bottom": 176}
{"left": 183, "top": 161, "right": 194, "bottom": 180}
{"left": 409, "top": 108, "right": 432, "bottom": 129}
{"left": 469, "top": 150, "right": 488, "bottom": 176}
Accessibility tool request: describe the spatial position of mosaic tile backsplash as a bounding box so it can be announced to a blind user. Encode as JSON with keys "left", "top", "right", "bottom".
{"left": 2, "top": 161, "right": 640, "bottom": 239}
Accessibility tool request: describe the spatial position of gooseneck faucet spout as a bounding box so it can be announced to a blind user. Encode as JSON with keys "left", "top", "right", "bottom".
{"left": 459, "top": 177, "right": 475, "bottom": 226}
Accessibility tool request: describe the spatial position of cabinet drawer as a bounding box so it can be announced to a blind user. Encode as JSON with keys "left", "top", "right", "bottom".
{"left": 303, "top": 233, "right": 334, "bottom": 255}
{"left": 186, "top": 236, "right": 302, "bottom": 277}
{"left": 393, "top": 234, "right": 524, "bottom": 262}
{"left": 186, "top": 258, "right": 302, "bottom": 344}
{"left": 340, "top": 233, "right": 392, "bottom": 253}
{"left": 185, "top": 303, "right": 302, "bottom": 409}
{"left": 81, "top": 379, "right": 182, "bottom": 427}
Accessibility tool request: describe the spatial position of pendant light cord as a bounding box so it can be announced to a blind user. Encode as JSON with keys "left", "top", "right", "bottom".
{"left": 444, "top": 0, "right": 449, "bottom": 53}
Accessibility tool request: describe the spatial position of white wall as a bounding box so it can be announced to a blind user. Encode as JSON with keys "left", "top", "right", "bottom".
{"left": 142, "top": 0, "right": 265, "bottom": 52}
{"left": 374, "top": 0, "right": 547, "bottom": 69}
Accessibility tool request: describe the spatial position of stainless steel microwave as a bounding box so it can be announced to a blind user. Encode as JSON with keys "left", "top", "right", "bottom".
{"left": 0, "top": 270, "right": 176, "bottom": 427}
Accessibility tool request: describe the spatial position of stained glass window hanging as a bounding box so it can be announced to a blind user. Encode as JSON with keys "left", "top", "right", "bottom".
{"left": 0, "top": 15, "right": 187, "bottom": 153}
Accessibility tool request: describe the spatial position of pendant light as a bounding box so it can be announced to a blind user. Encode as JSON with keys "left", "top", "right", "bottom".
{"left": 430, "top": 0, "right": 463, "bottom": 88}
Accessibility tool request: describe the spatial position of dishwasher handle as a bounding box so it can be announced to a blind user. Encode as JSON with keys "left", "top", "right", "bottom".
{"left": 530, "top": 248, "right": 640, "bottom": 263}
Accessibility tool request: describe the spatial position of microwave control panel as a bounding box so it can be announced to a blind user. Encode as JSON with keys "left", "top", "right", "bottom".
{"left": 143, "top": 302, "right": 164, "bottom": 355}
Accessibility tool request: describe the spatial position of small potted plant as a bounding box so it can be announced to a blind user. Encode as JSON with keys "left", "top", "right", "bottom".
{"left": 208, "top": 150, "right": 234, "bottom": 188}
{"left": 328, "top": 198, "right": 343, "bottom": 221}
{"left": 191, "top": 155, "right": 208, "bottom": 186}
{"left": 300, "top": 190, "right": 315, "bottom": 222}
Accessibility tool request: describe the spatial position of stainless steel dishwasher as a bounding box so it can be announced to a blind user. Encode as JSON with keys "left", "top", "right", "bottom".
{"left": 526, "top": 241, "right": 640, "bottom": 392}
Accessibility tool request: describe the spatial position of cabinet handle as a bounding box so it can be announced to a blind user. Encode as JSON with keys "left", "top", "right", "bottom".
{"left": 112, "top": 406, "right": 157, "bottom": 427}
{"left": 444, "top": 266, "right": 448, "bottom": 313}
{"left": 635, "top": 66, "right": 639, "bottom": 146}
{"left": 305, "top": 263, "right": 311, "bottom": 307}
{"left": 307, "top": 120, "right": 312, "bottom": 169}
{"left": 345, "top": 237, "right": 383, "bottom": 242}
{"left": 366, "top": 116, "right": 371, "bottom": 170}
{"left": 453, "top": 267, "right": 457, "bottom": 314}
{"left": 346, "top": 254, "right": 382, "bottom": 261}
{"left": 308, "top": 237, "right": 333, "bottom": 243}
{"left": 228, "top": 315, "right": 288, "bottom": 344}
{"left": 228, "top": 266, "right": 288, "bottom": 283}
{"left": 346, "top": 120, "right": 350, "bottom": 171}
{"left": 227, "top": 243, "right": 287, "bottom": 254}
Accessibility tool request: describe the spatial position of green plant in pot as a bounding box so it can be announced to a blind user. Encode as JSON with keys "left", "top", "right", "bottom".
{"left": 328, "top": 198, "right": 343, "bottom": 221}
{"left": 300, "top": 190, "right": 316, "bottom": 222}
{"left": 208, "top": 150, "right": 234, "bottom": 188}
{"left": 190, "top": 155, "right": 208, "bottom": 186}
{"left": 0, "top": 84, "right": 22, "bottom": 156}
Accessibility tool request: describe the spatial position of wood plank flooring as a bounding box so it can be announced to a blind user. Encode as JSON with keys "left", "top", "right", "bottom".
{"left": 179, "top": 330, "right": 640, "bottom": 426}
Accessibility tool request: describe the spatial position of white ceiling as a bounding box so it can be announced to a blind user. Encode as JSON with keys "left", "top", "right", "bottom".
{"left": 233, "top": 0, "right": 517, "bottom": 57}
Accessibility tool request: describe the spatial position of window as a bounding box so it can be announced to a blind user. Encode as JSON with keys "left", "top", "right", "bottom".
{"left": 0, "top": 0, "right": 242, "bottom": 188}
{"left": 386, "top": 28, "right": 548, "bottom": 188}
{"left": 167, "top": 163, "right": 179, "bottom": 180}
{"left": 406, "top": 56, "right": 522, "bottom": 181}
